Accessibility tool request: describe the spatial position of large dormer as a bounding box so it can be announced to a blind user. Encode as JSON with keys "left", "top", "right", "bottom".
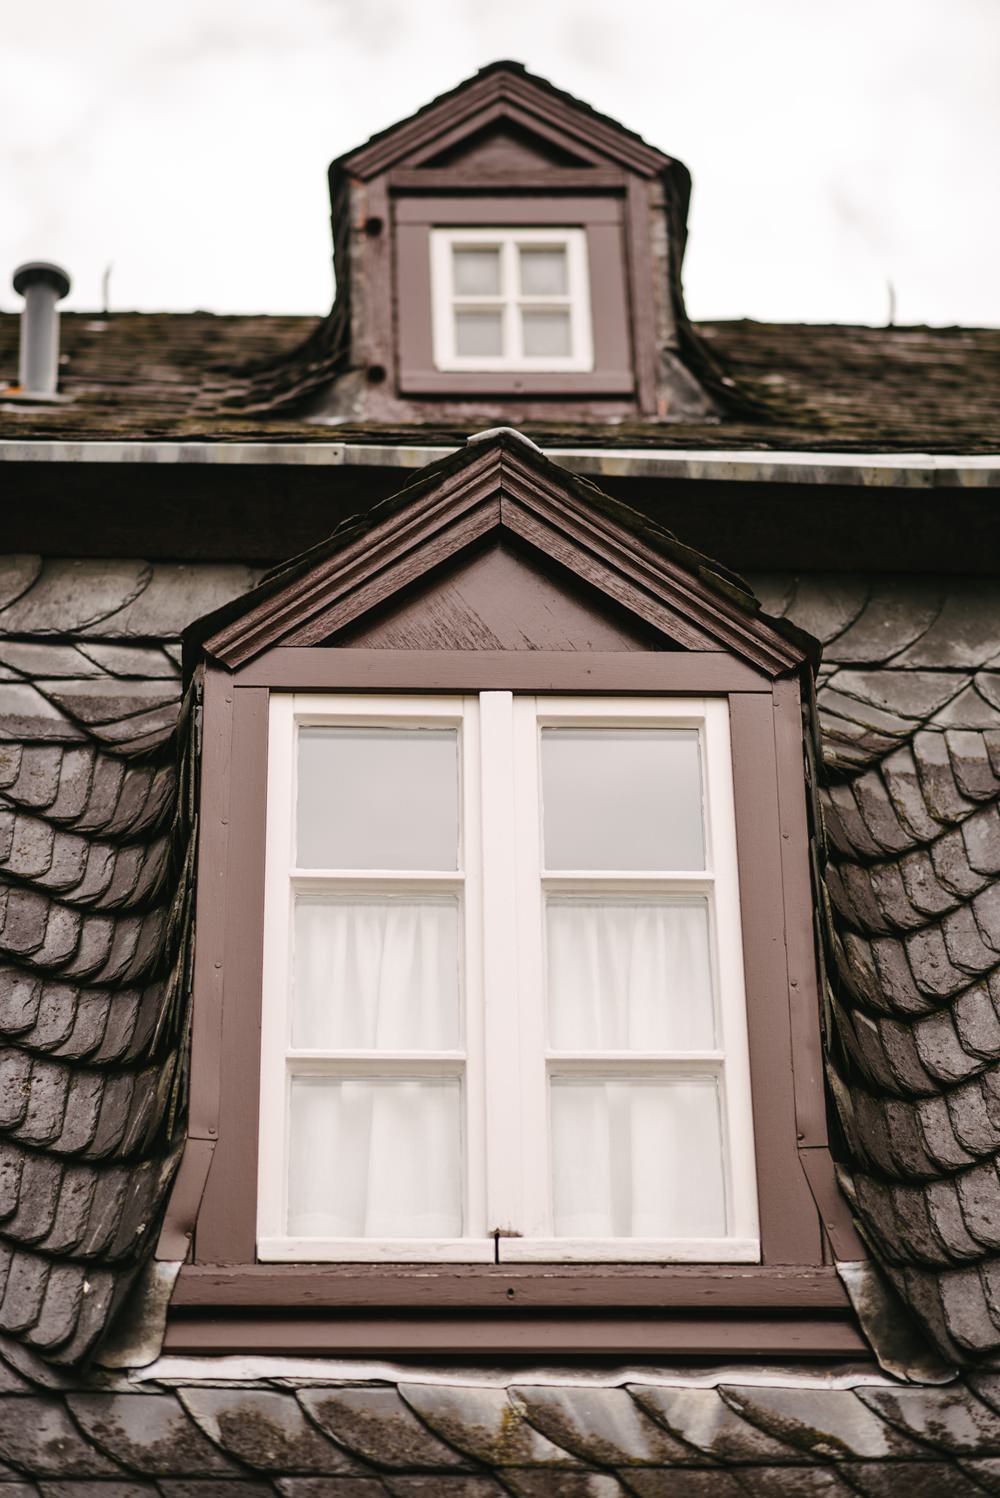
{"left": 309, "top": 62, "right": 721, "bottom": 427}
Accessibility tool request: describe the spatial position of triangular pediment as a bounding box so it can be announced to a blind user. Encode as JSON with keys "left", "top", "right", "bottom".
{"left": 337, "top": 62, "right": 671, "bottom": 182}
{"left": 335, "top": 541, "right": 664, "bottom": 652}
{"left": 192, "top": 431, "right": 814, "bottom": 679}
{"left": 422, "top": 122, "right": 590, "bottom": 173}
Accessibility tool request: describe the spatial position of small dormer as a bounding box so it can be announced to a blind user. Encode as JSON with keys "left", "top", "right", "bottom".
{"left": 310, "top": 62, "right": 720, "bottom": 427}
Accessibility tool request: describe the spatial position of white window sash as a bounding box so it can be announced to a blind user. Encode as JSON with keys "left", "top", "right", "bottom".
{"left": 258, "top": 692, "right": 759, "bottom": 1263}
{"left": 430, "top": 227, "right": 594, "bottom": 373}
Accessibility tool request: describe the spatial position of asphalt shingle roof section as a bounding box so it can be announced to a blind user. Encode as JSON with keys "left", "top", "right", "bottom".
{"left": 1, "top": 312, "right": 999, "bottom": 452}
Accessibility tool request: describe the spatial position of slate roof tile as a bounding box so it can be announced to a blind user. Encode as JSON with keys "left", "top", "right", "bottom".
{"left": 67, "top": 1392, "right": 241, "bottom": 1475}
{"left": 716, "top": 1385, "right": 926, "bottom": 1460}
{"left": 510, "top": 1385, "right": 698, "bottom": 1468}
{"left": 178, "top": 1388, "right": 367, "bottom": 1474}
{"left": 627, "top": 1384, "right": 799, "bottom": 1463}
{"left": 399, "top": 1386, "right": 579, "bottom": 1468}
{"left": 297, "top": 1386, "right": 473, "bottom": 1470}
{"left": 921, "top": 1181, "right": 987, "bottom": 1261}
{"left": 0, "top": 1394, "right": 125, "bottom": 1475}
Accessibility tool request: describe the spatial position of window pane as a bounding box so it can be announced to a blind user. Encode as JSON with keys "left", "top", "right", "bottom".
{"left": 287, "top": 1076, "right": 462, "bottom": 1238}
{"left": 455, "top": 310, "right": 503, "bottom": 357}
{"left": 541, "top": 728, "right": 705, "bottom": 870}
{"left": 292, "top": 895, "right": 460, "bottom": 1051}
{"left": 550, "top": 1076, "right": 725, "bottom": 1238}
{"left": 522, "top": 309, "right": 571, "bottom": 358}
{"left": 453, "top": 247, "right": 501, "bottom": 296}
{"left": 296, "top": 726, "right": 458, "bottom": 870}
{"left": 519, "top": 246, "right": 568, "bottom": 296}
{"left": 546, "top": 896, "right": 714, "bottom": 1051}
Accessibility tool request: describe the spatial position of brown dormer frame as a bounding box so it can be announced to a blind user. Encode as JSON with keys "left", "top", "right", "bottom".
{"left": 158, "top": 437, "right": 867, "bottom": 1359}
{"left": 322, "top": 63, "right": 714, "bottom": 422}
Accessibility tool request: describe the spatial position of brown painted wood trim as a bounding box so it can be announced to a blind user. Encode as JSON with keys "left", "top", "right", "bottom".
{"left": 187, "top": 665, "right": 232, "bottom": 1142}
{"left": 399, "top": 99, "right": 612, "bottom": 175}
{"left": 162, "top": 1313, "right": 868, "bottom": 1357}
{"left": 799, "top": 1149, "right": 867, "bottom": 1262}
{"left": 395, "top": 200, "right": 633, "bottom": 400}
{"left": 388, "top": 167, "right": 627, "bottom": 193}
{"left": 395, "top": 195, "right": 624, "bottom": 225}
{"left": 157, "top": 1139, "right": 214, "bottom": 1261}
{"left": 729, "top": 691, "right": 823, "bottom": 1266}
{"left": 361, "top": 176, "right": 392, "bottom": 378}
{"left": 173, "top": 1263, "right": 850, "bottom": 1311}
{"left": 772, "top": 677, "right": 828, "bottom": 1149}
{"left": 201, "top": 440, "right": 808, "bottom": 675}
{"left": 399, "top": 370, "right": 635, "bottom": 397}
{"left": 625, "top": 177, "right": 658, "bottom": 416}
{"left": 341, "top": 70, "right": 669, "bottom": 180}
{"left": 235, "top": 650, "right": 770, "bottom": 693}
{"left": 193, "top": 686, "right": 269, "bottom": 1264}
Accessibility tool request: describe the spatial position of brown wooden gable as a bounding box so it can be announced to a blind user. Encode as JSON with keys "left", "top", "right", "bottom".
{"left": 196, "top": 431, "right": 812, "bottom": 677}
{"left": 336, "top": 61, "right": 671, "bottom": 183}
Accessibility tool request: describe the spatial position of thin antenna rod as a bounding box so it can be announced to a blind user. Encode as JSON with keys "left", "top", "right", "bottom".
{"left": 101, "top": 263, "right": 113, "bottom": 316}
{"left": 886, "top": 279, "right": 897, "bottom": 327}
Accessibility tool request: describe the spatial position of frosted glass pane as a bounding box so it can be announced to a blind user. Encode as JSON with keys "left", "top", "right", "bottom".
{"left": 547, "top": 896, "right": 714, "bottom": 1051}
{"left": 296, "top": 726, "right": 458, "bottom": 870}
{"left": 541, "top": 728, "right": 704, "bottom": 870}
{"left": 550, "top": 1076, "right": 725, "bottom": 1238}
{"left": 292, "top": 895, "right": 460, "bottom": 1051}
{"left": 455, "top": 311, "right": 503, "bottom": 357}
{"left": 520, "top": 246, "right": 568, "bottom": 296}
{"left": 287, "top": 1076, "right": 462, "bottom": 1238}
{"left": 522, "top": 310, "right": 571, "bottom": 357}
{"left": 453, "top": 247, "right": 501, "bottom": 296}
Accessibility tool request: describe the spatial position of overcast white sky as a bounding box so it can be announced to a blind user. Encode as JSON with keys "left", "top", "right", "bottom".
{"left": 2, "top": 0, "right": 998, "bottom": 326}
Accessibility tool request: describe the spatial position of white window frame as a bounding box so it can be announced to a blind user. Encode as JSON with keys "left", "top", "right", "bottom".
{"left": 258, "top": 692, "right": 759, "bottom": 1264}
{"left": 430, "top": 227, "right": 594, "bottom": 373}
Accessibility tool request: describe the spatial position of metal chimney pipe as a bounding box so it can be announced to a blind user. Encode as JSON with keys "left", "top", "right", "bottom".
{"left": 12, "top": 262, "right": 71, "bottom": 396}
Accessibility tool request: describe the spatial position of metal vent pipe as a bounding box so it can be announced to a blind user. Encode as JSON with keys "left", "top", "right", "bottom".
{"left": 12, "top": 262, "right": 71, "bottom": 396}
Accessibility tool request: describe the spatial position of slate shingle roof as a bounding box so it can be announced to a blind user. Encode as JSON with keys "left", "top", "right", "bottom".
{"left": 8, "top": 1366, "right": 1000, "bottom": 1491}
{"left": 0, "top": 561, "right": 260, "bottom": 1365}
{"left": 758, "top": 575, "right": 1000, "bottom": 1365}
{"left": 1, "top": 312, "right": 999, "bottom": 452}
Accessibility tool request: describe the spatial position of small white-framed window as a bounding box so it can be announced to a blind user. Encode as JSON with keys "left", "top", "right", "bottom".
{"left": 258, "top": 693, "right": 759, "bottom": 1264}
{"left": 429, "top": 228, "right": 594, "bottom": 373}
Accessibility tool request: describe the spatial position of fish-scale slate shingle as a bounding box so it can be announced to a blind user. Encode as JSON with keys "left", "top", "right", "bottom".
{"left": 9, "top": 1373, "right": 1000, "bottom": 1492}
{"left": 761, "top": 572, "right": 1000, "bottom": 1365}
{"left": 0, "top": 562, "right": 259, "bottom": 1367}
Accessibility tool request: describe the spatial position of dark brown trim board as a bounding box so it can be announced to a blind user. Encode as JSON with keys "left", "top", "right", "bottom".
{"left": 161, "top": 658, "right": 860, "bottom": 1355}
{"left": 163, "top": 1314, "right": 868, "bottom": 1358}
{"left": 198, "top": 438, "right": 808, "bottom": 677}
{"left": 235, "top": 649, "right": 770, "bottom": 693}
{"left": 395, "top": 196, "right": 634, "bottom": 400}
{"left": 173, "top": 1263, "right": 850, "bottom": 1311}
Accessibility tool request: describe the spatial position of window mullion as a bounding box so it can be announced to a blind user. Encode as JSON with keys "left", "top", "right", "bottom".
{"left": 511, "top": 694, "right": 550, "bottom": 1241}
{"left": 479, "top": 690, "right": 524, "bottom": 1239}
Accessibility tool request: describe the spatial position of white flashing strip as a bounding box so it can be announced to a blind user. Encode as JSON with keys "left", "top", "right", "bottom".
{"left": 134, "top": 1353, "right": 897, "bottom": 1389}
{"left": 0, "top": 438, "right": 998, "bottom": 488}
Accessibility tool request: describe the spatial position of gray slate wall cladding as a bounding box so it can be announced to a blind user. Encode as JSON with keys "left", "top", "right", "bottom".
{"left": 3, "top": 559, "right": 1000, "bottom": 1483}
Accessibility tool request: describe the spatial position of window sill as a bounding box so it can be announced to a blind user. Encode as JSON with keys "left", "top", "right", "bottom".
{"left": 166, "top": 1265, "right": 865, "bottom": 1357}
{"left": 172, "top": 1262, "right": 846, "bottom": 1311}
{"left": 257, "top": 1237, "right": 761, "bottom": 1264}
{"left": 398, "top": 368, "right": 635, "bottom": 396}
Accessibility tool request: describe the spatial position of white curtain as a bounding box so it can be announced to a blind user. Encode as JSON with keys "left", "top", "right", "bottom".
{"left": 292, "top": 895, "right": 460, "bottom": 1050}
{"left": 546, "top": 896, "right": 715, "bottom": 1052}
{"left": 550, "top": 1077, "right": 726, "bottom": 1238}
{"left": 287, "top": 895, "right": 463, "bottom": 1238}
{"left": 287, "top": 1077, "right": 462, "bottom": 1238}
